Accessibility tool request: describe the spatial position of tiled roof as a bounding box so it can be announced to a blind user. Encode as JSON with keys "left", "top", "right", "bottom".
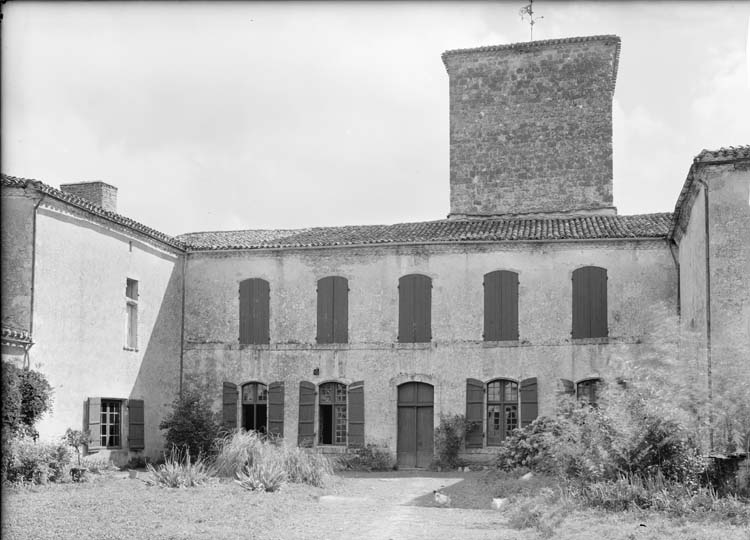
{"left": 178, "top": 213, "right": 672, "bottom": 251}
{"left": 1, "top": 326, "right": 32, "bottom": 347}
{"left": 442, "top": 35, "right": 621, "bottom": 90}
{"left": 1, "top": 174, "right": 186, "bottom": 250}
{"left": 670, "top": 145, "right": 750, "bottom": 238}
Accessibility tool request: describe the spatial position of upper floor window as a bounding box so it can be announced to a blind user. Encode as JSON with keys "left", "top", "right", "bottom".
{"left": 316, "top": 276, "right": 349, "bottom": 344}
{"left": 125, "top": 279, "right": 138, "bottom": 349}
{"left": 483, "top": 270, "right": 519, "bottom": 341}
{"left": 239, "top": 278, "right": 270, "bottom": 345}
{"left": 398, "top": 274, "right": 431, "bottom": 343}
{"left": 572, "top": 266, "right": 608, "bottom": 338}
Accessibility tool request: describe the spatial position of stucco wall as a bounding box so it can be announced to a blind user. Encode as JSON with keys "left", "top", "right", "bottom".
{"left": 31, "top": 199, "right": 183, "bottom": 460}
{"left": 183, "top": 240, "right": 676, "bottom": 456}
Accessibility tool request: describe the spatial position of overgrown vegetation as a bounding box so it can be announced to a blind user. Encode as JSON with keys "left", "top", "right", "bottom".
{"left": 335, "top": 444, "right": 394, "bottom": 471}
{"left": 432, "top": 413, "right": 467, "bottom": 470}
{"left": 145, "top": 447, "right": 214, "bottom": 488}
{"left": 159, "top": 389, "right": 221, "bottom": 459}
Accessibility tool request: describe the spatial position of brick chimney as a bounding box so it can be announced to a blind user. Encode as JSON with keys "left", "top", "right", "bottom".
{"left": 59, "top": 181, "right": 118, "bottom": 213}
{"left": 442, "top": 35, "right": 621, "bottom": 217}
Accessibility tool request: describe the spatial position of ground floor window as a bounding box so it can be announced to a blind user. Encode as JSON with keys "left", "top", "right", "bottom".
{"left": 85, "top": 398, "right": 144, "bottom": 451}
{"left": 242, "top": 382, "right": 268, "bottom": 433}
{"left": 576, "top": 378, "right": 602, "bottom": 406}
{"left": 318, "top": 382, "right": 347, "bottom": 445}
{"left": 486, "top": 379, "right": 518, "bottom": 445}
{"left": 465, "top": 377, "right": 538, "bottom": 448}
{"left": 100, "top": 400, "right": 121, "bottom": 447}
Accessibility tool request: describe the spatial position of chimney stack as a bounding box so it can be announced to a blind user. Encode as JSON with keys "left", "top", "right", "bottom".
{"left": 442, "top": 35, "right": 621, "bottom": 217}
{"left": 59, "top": 181, "right": 118, "bottom": 213}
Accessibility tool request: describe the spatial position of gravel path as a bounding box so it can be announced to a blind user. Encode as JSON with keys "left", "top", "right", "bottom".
{"left": 286, "top": 474, "right": 507, "bottom": 540}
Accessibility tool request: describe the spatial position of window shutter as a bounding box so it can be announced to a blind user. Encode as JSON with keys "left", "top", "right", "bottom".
{"left": 499, "top": 271, "right": 519, "bottom": 341}
{"left": 317, "top": 277, "right": 334, "bottom": 344}
{"left": 465, "top": 378, "right": 484, "bottom": 448}
{"left": 483, "top": 272, "right": 501, "bottom": 341}
{"left": 414, "top": 275, "right": 432, "bottom": 342}
{"left": 558, "top": 379, "right": 575, "bottom": 396}
{"left": 239, "top": 279, "right": 252, "bottom": 344}
{"left": 591, "top": 268, "right": 608, "bottom": 338}
{"left": 298, "top": 381, "right": 316, "bottom": 447}
{"left": 398, "top": 276, "right": 414, "bottom": 343}
{"left": 332, "top": 277, "right": 349, "bottom": 343}
{"left": 87, "top": 398, "right": 102, "bottom": 451}
{"left": 572, "top": 267, "right": 607, "bottom": 338}
{"left": 268, "top": 381, "right": 284, "bottom": 437}
{"left": 347, "top": 381, "right": 364, "bottom": 448}
{"left": 520, "top": 378, "right": 538, "bottom": 428}
{"left": 254, "top": 279, "right": 271, "bottom": 344}
{"left": 127, "top": 399, "right": 145, "bottom": 450}
{"left": 222, "top": 382, "right": 238, "bottom": 429}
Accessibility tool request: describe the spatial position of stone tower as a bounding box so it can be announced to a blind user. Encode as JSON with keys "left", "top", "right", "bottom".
{"left": 442, "top": 35, "right": 621, "bottom": 218}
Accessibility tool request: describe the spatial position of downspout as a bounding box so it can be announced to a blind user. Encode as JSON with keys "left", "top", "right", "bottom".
{"left": 695, "top": 176, "right": 713, "bottom": 451}
{"left": 179, "top": 252, "right": 187, "bottom": 398}
{"left": 667, "top": 239, "right": 680, "bottom": 316}
{"left": 27, "top": 192, "right": 45, "bottom": 369}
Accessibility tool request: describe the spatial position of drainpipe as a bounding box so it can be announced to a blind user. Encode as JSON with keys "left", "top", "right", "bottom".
{"left": 179, "top": 253, "right": 187, "bottom": 398}
{"left": 667, "top": 239, "right": 680, "bottom": 316}
{"left": 27, "top": 192, "right": 45, "bottom": 369}
{"left": 695, "top": 176, "right": 713, "bottom": 452}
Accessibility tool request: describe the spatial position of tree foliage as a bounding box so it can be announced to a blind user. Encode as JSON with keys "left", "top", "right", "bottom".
{"left": 159, "top": 389, "right": 221, "bottom": 459}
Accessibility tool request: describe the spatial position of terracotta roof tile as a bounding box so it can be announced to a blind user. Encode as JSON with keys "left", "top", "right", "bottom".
{"left": 178, "top": 213, "right": 672, "bottom": 251}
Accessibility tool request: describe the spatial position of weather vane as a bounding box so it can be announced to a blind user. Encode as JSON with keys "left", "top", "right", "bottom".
{"left": 519, "top": 0, "right": 543, "bottom": 41}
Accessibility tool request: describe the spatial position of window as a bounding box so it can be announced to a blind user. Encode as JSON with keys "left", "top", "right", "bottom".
{"left": 398, "top": 274, "right": 431, "bottom": 343}
{"left": 572, "top": 266, "right": 608, "bottom": 338}
{"left": 465, "top": 378, "right": 538, "bottom": 448}
{"left": 125, "top": 278, "right": 138, "bottom": 349}
{"left": 242, "top": 382, "right": 268, "bottom": 433}
{"left": 577, "top": 378, "right": 602, "bottom": 406}
{"left": 239, "top": 278, "right": 270, "bottom": 344}
{"left": 316, "top": 276, "right": 348, "bottom": 344}
{"left": 84, "top": 398, "right": 144, "bottom": 451}
{"left": 483, "top": 270, "right": 519, "bottom": 341}
{"left": 297, "top": 381, "right": 365, "bottom": 448}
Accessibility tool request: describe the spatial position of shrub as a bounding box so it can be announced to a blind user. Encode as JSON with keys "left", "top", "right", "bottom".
{"left": 63, "top": 428, "right": 89, "bottom": 467}
{"left": 159, "top": 389, "right": 221, "bottom": 459}
{"left": 18, "top": 369, "right": 53, "bottom": 434}
{"left": 432, "top": 414, "right": 466, "bottom": 470}
{"left": 336, "top": 444, "right": 394, "bottom": 471}
{"left": 281, "top": 445, "right": 333, "bottom": 487}
{"left": 6, "top": 436, "right": 72, "bottom": 484}
{"left": 145, "top": 447, "right": 214, "bottom": 488}
{"left": 213, "top": 430, "right": 265, "bottom": 477}
{"left": 234, "top": 445, "right": 287, "bottom": 492}
{"left": 495, "top": 417, "right": 562, "bottom": 473}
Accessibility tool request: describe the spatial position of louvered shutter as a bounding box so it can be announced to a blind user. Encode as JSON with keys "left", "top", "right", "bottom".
{"left": 483, "top": 272, "right": 501, "bottom": 341}
{"left": 465, "top": 378, "right": 484, "bottom": 448}
{"left": 572, "top": 267, "right": 607, "bottom": 339}
{"left": 127, "top": 399, "right": 145, "bottom": 450}
{"left": 572, "top": 268, "right": 586, "bottom": 338}
{"left": 347, "top": 381, "right": 364, "bottom": 448}
{"left": 414, "top": 275, "right": 432, "bottom": 342}
{"left": 254, "top": 279, "right": 270, "bottom": 344}
{"left": 520, "top": 378, "right": 538, "bottom": 428}
{"left": 268, "top": 381, "right": 284, "bottom": 437}
{"left": 87, "top": 398, "right": 102, "bottom": 451}
{"left": 398, "top": 276, "right": 414, "bottom": 342}
{"left": 298, "top": 381, "right": 316, "bottom": 447}
{"left": 558, "top": 379, "right": 575, "bottom": 396}
{"left": 239, "top": 280, "right": 252, "bottom": 344}
{"left": 591, "top": 268, "right": 608, "bottom": 338}
{"left": 499, "top": 271, "right": 519, "bottom": 341}
{"left": 333, "top": 277, "right": 349, "bottom": 343}
{"left": 317, "top": 277, "right": 334, "bottom": 344}
{"left": 222, "top": 382, "right": 238, "bottom": 429}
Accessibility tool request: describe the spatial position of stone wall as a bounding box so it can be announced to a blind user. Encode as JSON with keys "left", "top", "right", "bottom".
{"left": 443, "top": 36, "right": 619, "bottom": 217}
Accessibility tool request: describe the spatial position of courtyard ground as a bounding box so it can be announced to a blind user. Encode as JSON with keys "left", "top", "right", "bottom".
{"left": 2, "top": 470, "right": 748, "bottom": 540}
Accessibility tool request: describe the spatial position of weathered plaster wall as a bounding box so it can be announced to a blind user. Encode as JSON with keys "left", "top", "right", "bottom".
{"left": 31, "top": 199, "right": 183, "bottom": 460}
{"left": 183, "top": 240, "right": 676, "bottom": 457}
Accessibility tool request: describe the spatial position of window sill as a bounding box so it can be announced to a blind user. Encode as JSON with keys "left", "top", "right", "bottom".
{"left": 393, "top": 342, "right": 432, "bottom": 350}
{"left": 122, "top": 346, "right": 139, "bottom": 352}
{"left": 315, "top": 445, "right": 348, "bottom": 454}
{"left": 571, "top": 337, "right": 610, "bottom": 345}
{"left": 481, "top": 340, "right": 522, "bottom": 348}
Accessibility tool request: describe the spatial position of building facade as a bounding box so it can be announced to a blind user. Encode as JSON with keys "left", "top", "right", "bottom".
{"left": 2, "top": 35, "right": 748, "bottom": 466}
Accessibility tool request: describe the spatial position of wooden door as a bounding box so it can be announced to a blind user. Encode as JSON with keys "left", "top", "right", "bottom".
{"left": 397, "top": 382, "right": 434, "bottom": 468}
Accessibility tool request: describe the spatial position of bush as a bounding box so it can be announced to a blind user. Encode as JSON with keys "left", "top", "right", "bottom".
{"left": 63, "top": 428, "right": 89, "bottom": 467}
{"left": 234, "top": 444, "right": 288, "bottom": 492}
{"left": 336, "top": 444, "right": 394, "bottom": 471}
{"left": 18, "top": 369, "right": 53, "bottom": 434}
{"left": 432, "top": 414, "right": 466, "bottom": 470}
{"left": 5, "top": 436, "right": 72, "bottom": 484}
{"left": 145, "top": 447, "right": 214, "bottom": 488}
{"left": 159, "top": 389, "right": 221, "bottom": 458}
{"left": 495, "top": 417, "right": 562, "bottom": 473}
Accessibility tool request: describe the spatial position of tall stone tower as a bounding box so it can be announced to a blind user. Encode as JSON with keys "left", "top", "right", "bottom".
{"left": 442, "top": 35, "right": 621, "bottom": 218}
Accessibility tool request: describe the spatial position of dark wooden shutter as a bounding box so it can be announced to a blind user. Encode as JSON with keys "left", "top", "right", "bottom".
{"left": 333, "top": 277, "right": 349, "bottom": 343}
{"left": 572, "top": 267, "right": 607, "bottom": 338}
{"left": 239, "top": 279, "right": 252, "bottom": 344}
{"left": 558, "top": 379, "right": 575, "bottom": 396}
{"left": 520, "top": 378, "right": 538, "bottom": 428}
{"left": 483, "top": 272, "right": 501, "bottom": 341}
{"left": 254, "top": 279, "right": 270, "bottom": 344}
{"left": 317, "top": 277, "right": 334, "bottom": 344}
{"left": 398, "top": 276, "right": 414, "bottom": 342}
{"left": 222, "top": 382, "right": 238, "bottom": 429}
{"left": 465, "top": 378, "right": 484, "bottom": 448}
{"left": 268, "top": 381, "right": 284, "bottom": 437}
{"left": 347, "top": 381, "right": 364, "bottom": 448}
{"left": 499, "top": 271, "right": 519, "bottom": 340}
{"left": 127, "top": 399, "right": 145, "bottom": 450}
{"left": 298, "top": 381, "right": 316, "bottom": 447}
{"left": 87, "top": 398, "right": 102, "bottom": 451}
{"left": 414, "top": 275, "right": 432, "bottom": 342}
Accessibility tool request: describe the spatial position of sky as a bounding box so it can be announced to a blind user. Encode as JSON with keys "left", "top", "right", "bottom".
{"left": 2, "top": 1, "right": 749, "bottom": 236}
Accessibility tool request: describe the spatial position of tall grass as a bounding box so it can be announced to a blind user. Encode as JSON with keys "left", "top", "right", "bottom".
{"left": 145, "top": 447, "right": 214, "bottom": 488}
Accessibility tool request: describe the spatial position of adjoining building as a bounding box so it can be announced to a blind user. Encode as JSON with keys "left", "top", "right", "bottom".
{"left": 2, "top": 35, "right": 748, "bottom": 467}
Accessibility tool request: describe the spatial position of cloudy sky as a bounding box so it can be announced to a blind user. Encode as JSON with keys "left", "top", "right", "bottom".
{"left": 3, "top": 1, "right": 749, "bottom": 236}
